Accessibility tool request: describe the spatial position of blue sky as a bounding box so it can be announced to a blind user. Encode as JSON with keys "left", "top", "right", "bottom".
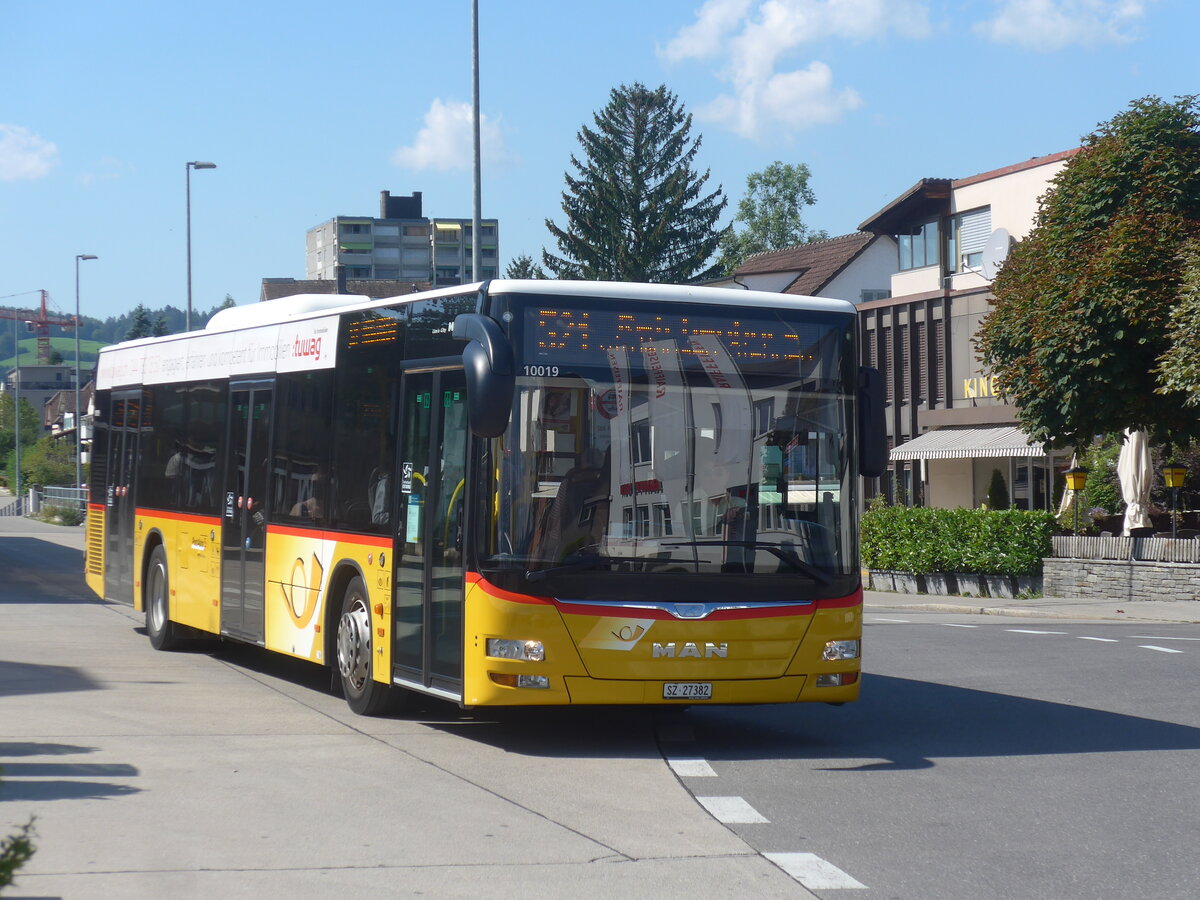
{"left": 1, "top": 0, "right": 1192, "bottom": 322}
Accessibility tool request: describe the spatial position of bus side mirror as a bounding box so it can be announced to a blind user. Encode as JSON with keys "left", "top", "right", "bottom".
{"left": 858, "top": 366, "right": 887, "bottom": 478}
{"left": 453, "top": 313, "right": 515, "bottom": 438}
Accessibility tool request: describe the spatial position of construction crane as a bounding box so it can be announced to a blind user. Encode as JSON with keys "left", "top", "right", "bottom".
{"left": 0, "top": 290, "right": 79, "bottom": 365}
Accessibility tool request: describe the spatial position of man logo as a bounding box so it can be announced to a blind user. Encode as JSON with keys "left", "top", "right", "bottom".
{"left": 652, "top": 642, "right": 728, "bottom": 659}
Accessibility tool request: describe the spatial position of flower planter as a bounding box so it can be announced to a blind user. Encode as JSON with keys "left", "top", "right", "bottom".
{"left": 984, "top": 574, "right": 1018, "bottom": 599}
{"left": 923, "top": 572, "right": 957, "bottom": 595}
{"left": 892, "top": 571, "right": 924, "bottom": 594}
{"left": 955, "top": 573, "right": 988, "bottom": 597}
{"left": 868, "top": 570, "right": 895, "bottom": 591}
{"left": 1014, "top": 574, "right": 1042, "bottom": 597}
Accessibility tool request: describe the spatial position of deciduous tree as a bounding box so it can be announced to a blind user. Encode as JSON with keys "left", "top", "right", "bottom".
{"left": 976, "top": 95, "right": 1200, "bottom": 449}
{"left": 1155, "top": 238, "right": 1200, "bottom": 406}
{"left": 544, "top": 83, "right": 728, "bottom": 282}
{"left": 718, "top": 161, "right": 828, "bottom": 273}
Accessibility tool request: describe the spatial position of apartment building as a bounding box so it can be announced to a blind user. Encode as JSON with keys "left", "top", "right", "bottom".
{"left": 857, "top": 149, "right": 1077, "bottom": 509}
{"left": 306, "top": 191, "right": 499, "bottom": 287}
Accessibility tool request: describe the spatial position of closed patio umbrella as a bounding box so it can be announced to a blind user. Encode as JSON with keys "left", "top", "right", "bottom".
{"left": 1118, "top": 429, "right": 1152, "bottom": 536}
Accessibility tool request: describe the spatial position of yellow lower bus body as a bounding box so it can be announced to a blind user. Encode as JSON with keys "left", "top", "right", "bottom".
{"left": 460, "top": 574, "right": 861, "bottom": 707}
{"left": 86, "top": 511, "right": 860, "bottom": 708}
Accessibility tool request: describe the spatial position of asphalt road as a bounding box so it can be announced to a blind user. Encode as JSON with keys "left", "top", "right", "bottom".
{"left": 4, "top": 521, "right": 1198, "bottom": 898}
{"left": 670, "top": 609, "right": 1200, "bottom": 899}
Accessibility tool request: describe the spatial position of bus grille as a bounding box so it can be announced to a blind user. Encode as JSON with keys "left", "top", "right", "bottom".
{"left": 86, "top": 510, "right": 104, "bottom": 576}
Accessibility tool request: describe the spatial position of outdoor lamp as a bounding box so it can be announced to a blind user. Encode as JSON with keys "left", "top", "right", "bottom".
{"left": 1163, "top": 463, "right": 1187, "bottom": 489}
{"left": 1064, "top": 466, "right": 1089, "bottom": 535}
{"left": 1064, "top": 466, "right": 1089, "bottom": 492}
{"left": 1163, "top": 462, "right": 1187, "bottom": 539}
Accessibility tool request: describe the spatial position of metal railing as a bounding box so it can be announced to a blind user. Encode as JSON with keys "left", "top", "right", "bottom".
{"left": 0, "top": 486, "right": 87, "bottom": 517}
{"left": 39, "top": 485, "right": 88, "bottom": 512}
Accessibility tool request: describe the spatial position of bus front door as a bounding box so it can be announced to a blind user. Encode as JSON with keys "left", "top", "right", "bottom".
{"left": 103, "top": 391, "right": 142, "bottom": 604}
{"left": 393, "top": 369, "right": 468, "bottom": 697}
{"left": 220, "top": 382, "right": 273, "bottom": 642}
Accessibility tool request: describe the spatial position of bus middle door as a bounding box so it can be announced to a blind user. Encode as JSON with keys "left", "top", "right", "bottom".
{"left": 103, "top": 390, "right": 142, "bottom": 604}
{"left": 220, "top": 382, "right": 273, "bottom": 642}
{"left": 393, "top": 368, "right": 468, "bottom": 697}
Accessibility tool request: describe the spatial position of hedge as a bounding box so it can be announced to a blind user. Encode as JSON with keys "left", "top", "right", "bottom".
{"left": 861, "top": 506, "right": 1055, "bottom": 577}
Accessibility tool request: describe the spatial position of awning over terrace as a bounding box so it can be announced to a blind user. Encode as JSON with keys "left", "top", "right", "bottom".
{"left": 890, "top": 426, "right": 1045, "bottom": 461}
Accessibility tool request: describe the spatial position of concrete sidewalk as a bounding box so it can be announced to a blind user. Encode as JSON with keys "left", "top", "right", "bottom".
{"left": 864, "top": 588, "right": 1200, "bottom": 623}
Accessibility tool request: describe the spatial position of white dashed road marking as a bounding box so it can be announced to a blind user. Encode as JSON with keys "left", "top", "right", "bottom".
{"left": 941, "top": 623, "right": 978, "bottom": 628}
{"left": 1078, "top": 636, "right": 1119, "bottom": 642}
{"left": 1140, "top": 645, "right": 1184, "bottom": 653}
{"left": 1007, "top": 629, "right": 1068, "bottom": 634}
{"left": 696, "top": 796, "right": 769, "bottom": 823}
{"left": 765, "top": 852, "right": 868, "bottom": 889}
{"left": 667, "top": 757, "right": 717, "bottom": 777}
{"left": 1129, "top": 635, "right": 1200, "bottom": 641}
{"left": 870, "top": 617, "right": 910, "bottom": 622}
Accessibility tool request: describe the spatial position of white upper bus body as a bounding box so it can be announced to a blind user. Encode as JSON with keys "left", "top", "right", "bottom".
{"left": 95, "top": 281, "right": 855, "bottom": 391}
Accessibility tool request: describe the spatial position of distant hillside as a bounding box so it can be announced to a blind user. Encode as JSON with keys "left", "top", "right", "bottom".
{"left": 0, "top": 298, "right": 236, "bottom": 370}
{"left": 1, "top": 337, "right": 107, "bottom": 371}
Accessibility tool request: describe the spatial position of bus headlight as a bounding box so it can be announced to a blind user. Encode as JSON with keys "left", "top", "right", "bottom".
{"left": 822, "top": 639, "right": 859, "bottom": 661}
{"left": 486, "top": 639, "right": 545, "bottom": 662}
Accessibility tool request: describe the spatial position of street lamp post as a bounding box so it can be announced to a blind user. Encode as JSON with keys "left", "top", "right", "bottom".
{"left": 1163, "top": 463, "right": 1188, "bottom": 539}
{"left": 471, "top": 0, "right": 481, "bottom": 283}
{"left": 1064, "top": 466, "right": 1089, "bottom": 535}
{"left": 185, "top": 161, "right": 217, "bottom": 331}
{"left": 75, "top": 254, "right": 98, "bottom": 499}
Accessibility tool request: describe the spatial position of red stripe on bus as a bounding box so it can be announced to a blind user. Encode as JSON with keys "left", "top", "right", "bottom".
{"left": 466, "top": 572, "right": 554, "bottom": 605}
{"left": 134, "top": 508, "right": 221, "bottom": 527}
{"left": 466, "top": 572, "right": 860, "bottom": 619}
{"left": 266, "top": 525, "right": 391, "bottom": 548}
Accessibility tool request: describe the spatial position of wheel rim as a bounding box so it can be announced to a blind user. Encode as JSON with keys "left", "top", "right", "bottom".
{"left": 149, "top": 561, "right": 167, "bottom": 633}
{"left": 337, "top": 595, "right": 371, "bottom": 692}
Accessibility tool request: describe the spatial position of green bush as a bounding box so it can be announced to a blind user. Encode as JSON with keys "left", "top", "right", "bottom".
{"left": 37, "top": 504, "right": 84, "bottom": 526}
{"left": 861, "top": 506, "right": 1055, "bottom": 576}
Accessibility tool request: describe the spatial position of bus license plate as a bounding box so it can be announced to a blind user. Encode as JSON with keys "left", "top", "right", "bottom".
{"left": 662, "top": 682, "right": 712, "bottom": 700}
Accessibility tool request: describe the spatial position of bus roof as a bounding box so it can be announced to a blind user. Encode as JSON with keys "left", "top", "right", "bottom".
{"left": 95, "top": 281, "right": 858, "bottom": 389}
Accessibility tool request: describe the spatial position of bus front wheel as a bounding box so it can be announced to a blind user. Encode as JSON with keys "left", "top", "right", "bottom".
{"left": 146, "top": 545, "right": 181, "bottom": 651}
{"left": 336, "top": 576, "right": 391, "bottom": 715}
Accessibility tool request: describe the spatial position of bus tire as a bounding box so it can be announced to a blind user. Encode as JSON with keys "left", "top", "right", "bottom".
{"left": 145, "top": 545, "right": 182, "bottom": 651}
{"left": 336, "top": 575, "right": 391, "bottom": 716}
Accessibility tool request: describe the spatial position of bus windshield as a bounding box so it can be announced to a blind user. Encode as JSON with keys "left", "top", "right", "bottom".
{"left": 480, "top": 295, "right": 860, "bottom": 602}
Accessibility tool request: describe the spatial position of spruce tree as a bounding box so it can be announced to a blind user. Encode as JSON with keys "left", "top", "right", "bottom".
{"left": 505, "top": 253, "right": 547, "bottom": 279}
{"left": 125, "top": 305, "right": 153, "bottom": 340}
{"left": 543, "top": 83, "right": 728, "bottom": 283}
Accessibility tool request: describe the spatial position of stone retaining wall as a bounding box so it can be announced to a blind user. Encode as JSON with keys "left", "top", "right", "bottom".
{"left": 1043, "top": 557, "right": 1200, "bottom": 602}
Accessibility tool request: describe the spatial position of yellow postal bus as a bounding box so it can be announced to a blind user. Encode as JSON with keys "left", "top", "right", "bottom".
{"left": 85, "top": 280, "right": 885, "bottom": 714}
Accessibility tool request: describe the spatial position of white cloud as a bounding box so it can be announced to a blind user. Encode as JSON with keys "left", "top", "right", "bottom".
{"left": 392, "top": 98, "right": 508, "bottom": 171}
{"left": 659, "top": 0, "right": 753, "bottom": 62}
{"left": 701, "top": 61, "right": 863, "bottom": 137}
{"left": 974, "top": 0, "right": 1151, "bottom": 51}
{"left": 0, "top": 124, "right": 58, "bottom": 181}
{"left": 663, "top": 0, "right": 931, "bottom": 139}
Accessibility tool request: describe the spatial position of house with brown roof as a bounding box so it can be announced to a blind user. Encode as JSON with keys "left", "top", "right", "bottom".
{"left": 719, "top": 232, "right": 897, "bottom": 304}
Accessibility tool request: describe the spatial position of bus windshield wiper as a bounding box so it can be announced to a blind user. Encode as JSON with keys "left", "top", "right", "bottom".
{"left": 524, "top": 553, "right": 619, "bottom": 582}
{"left": 662, "top": 541, "right": 833, "bottom": 584}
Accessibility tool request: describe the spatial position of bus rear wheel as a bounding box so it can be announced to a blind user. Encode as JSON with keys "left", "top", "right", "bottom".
{"left": 336, "top": 576, "right": 391, "bottom": 715}
{"left": 145, "top": 545, "right": 181, "bottom": 651}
